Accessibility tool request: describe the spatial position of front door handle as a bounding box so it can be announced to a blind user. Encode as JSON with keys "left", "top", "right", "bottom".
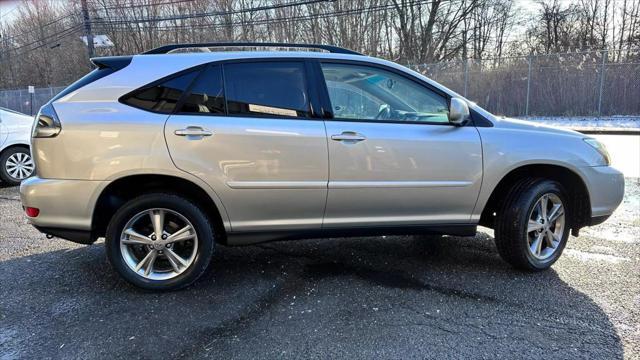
{"left": 331, "top": 131, "right": 366, "bottom": 142}
{"left": 174, "top": 127, "right": 213, "bottom": 137}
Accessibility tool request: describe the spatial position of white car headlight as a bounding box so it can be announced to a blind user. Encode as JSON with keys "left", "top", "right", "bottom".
{"left": 584, "top": 138, "right": 611, "bottom": 166}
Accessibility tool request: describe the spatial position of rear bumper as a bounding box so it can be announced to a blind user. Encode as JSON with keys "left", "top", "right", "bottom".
{"left": 20, "top": 176, "right": 108, "bottom": 235}
{"left": 33, "top": 226, "right": 94, "bottom": 244}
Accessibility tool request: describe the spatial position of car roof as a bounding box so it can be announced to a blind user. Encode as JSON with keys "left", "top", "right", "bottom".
{"left": 142, "top": 42, "right": 362, "bottom": 55}
{"left": 136, "top": 50, "right": 366, "bottom": 61}
{"left": 87, "top": 49, "right": 497, "bottom": 122}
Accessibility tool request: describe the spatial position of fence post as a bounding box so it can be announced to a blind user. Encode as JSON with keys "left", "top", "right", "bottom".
{"left": 463, "top": 59, "right": 469, "bottom": 97}
{"left": 525, "top": 55, "right": 532, "bottom": 117}
{"left": 597, "top": 49, "right": 608, "bottom": 116}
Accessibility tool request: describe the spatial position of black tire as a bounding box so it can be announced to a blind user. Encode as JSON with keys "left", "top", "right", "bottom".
{"left": 0, "top": 147, "right": 34, "bottom": 186}
{"left": 494, "top": 178, "right": 570, "bottom": 271}
{"left": 105, "top": 193, "right": 215, "bottom": 291}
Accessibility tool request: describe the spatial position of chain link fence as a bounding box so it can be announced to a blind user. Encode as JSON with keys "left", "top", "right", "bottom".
{"left": 1, "top": 50, "right": 638, "bottom": 118}
{"left": 0, "top": 86, "right": 66, "bottom": 116}
{"left": 411, "top": 49, "right": 640, "bottom": 117}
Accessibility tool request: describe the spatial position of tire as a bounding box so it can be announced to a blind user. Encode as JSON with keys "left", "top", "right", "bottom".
{"left": 0, "top": 147, "right": 35, "bottom": 186}
{"left": 494, "top": 178, "right": 570, "bottom": 271}
{"left": 105, "top": 193, "right": 215, "bottom": 291}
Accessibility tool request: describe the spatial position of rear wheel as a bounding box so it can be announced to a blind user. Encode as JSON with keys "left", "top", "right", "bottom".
{"left": 494, "top": 178, "right": 570, "bottom": 271}
{"left": 105, "top": 193, "right": 214, "bottom": 290}
{"left": 0, "top": 147, "right": 35, "bottom": 186}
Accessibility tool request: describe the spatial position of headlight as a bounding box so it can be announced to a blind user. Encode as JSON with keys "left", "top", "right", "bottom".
{"left": 584, "top": 138, "right": 611, "bottom": 166}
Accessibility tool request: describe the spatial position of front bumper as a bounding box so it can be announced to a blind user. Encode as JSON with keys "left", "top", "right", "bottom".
{"left": 20, "top": 177, "right": 108, "bottom": 237}
{"left": 580, "top": 165, "right": 625, "bottom": 218}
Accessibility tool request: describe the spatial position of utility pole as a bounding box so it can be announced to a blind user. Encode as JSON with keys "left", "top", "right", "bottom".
{"left": 80, "top": 0, "right": 95, "bottom": 60}
{"left": 525, "top": 55, "right": 532, "bottom": 117}
{"left": 597, "top": 49, "right": 608, "bottom": 116}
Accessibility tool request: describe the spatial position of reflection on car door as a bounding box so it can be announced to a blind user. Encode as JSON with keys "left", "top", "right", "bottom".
{"left": 165, "top": 61, "right": 329, "bottom": 232}
{"left": 318, "top": 62, "right": 483, "bottom": 227}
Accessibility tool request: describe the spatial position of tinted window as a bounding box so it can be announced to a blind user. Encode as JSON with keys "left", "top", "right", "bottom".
{"left": 122, "top": 69, "right": 199, "bottom": 113}
{"left": 179, "top": 65, "right": 226, "bottom": 114}
{"left": 224, "top": 62, "right": 310, "bottom": 118}
{"left": 321, "top": 63, "right": 449, "bottom": 123}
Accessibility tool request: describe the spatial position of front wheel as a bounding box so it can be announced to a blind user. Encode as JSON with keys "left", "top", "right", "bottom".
{"left": 494, "top": 178, "right": 570, "bottom": 271}
{"left": 105, "top": 193, "right": 215, "bottom": 291}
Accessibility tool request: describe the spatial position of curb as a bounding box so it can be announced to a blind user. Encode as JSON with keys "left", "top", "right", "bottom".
{"left": 573, "top": 128, "right": 640, "bottom": 135}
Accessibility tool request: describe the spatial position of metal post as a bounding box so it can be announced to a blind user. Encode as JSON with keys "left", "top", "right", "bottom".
{"left": 81, "top": 0, "right": 95, "bottom": 60}
{"left": 525, "top": 55, "right": 532, "bottom": 117}
{"left": 463, "top": 59, "right": 469, "bottom": 97}
{"left": 597, "top": 49, "right": 608, "bottom": 116}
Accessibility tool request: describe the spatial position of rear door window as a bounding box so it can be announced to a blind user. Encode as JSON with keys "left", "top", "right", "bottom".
{"left": 223, "top": 62, "right": 310, "bottom": 118}
{"left": 179, "top": 65, "right": 226, "bottom": 114}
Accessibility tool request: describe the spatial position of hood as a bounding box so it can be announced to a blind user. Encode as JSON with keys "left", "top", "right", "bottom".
{"left": 491, "top": 117, "right": 583, "bottom": 138}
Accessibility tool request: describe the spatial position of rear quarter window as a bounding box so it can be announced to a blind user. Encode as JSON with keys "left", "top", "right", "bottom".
{"left": 121, "top": 69, "right": 200, "bottom": 113}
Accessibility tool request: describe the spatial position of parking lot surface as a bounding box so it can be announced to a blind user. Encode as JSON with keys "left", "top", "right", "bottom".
{"left": 1, "top": 179, "right": 638, "bottom": 359}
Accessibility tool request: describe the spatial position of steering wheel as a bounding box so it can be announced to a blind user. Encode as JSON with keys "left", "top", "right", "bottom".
{"left": 375, "top": 105, "right": 391, "bottom": 120}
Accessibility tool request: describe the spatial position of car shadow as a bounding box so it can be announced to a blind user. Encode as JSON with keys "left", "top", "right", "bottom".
{"left": 0, "top": 232, "right": 624, "bottom": 359}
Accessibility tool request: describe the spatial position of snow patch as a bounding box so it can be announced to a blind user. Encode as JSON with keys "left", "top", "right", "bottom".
{"left": 517, "top": 116, "right": 640, "bottom": 130}
{"left": 564, "top": 248, "right": 630, "bottom": 263}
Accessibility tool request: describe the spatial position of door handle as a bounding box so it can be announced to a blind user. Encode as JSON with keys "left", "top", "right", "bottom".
{"left": 174, "top": 127, "right": 213, "bottom": 137}
{"left": 331, "top": 132, "right": 366, "bottom": 142}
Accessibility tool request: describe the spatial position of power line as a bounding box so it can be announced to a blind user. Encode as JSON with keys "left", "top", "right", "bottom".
{"left": 90, "top": 0, "right": 335, "bottom": 25}
{"left": 95, "top": 0, "right": 449, "bottom": 32}
{"left": 16, "top": 26, "right": 83, "bottom": 55}
{"left": 89, "top": 0, "right": 199, "bottom": 11}
{"left": 4, "top": 11, "right": 80, "bottom": 43}
{"left": 1, "top": 24, "right": 83, "bottom": 58}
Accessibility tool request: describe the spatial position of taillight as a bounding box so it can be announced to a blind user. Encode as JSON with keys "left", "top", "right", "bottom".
{"left": 32, "top": 103, "right": 61, "bottom": 138}
{"left": 25, "top": 207, "right": 40, "bottom": 217}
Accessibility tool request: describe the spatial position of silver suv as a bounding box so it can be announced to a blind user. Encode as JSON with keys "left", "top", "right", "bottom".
{"left": 20, "top": 43, "right": 624, "bottom": 290}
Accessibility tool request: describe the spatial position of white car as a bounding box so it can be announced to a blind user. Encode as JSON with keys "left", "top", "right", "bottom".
{"left": 0, "top": 107, "right": 34, "bottom": 185}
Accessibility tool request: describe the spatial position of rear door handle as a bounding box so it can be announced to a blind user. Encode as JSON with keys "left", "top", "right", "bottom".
{"left": 331, "top": 132, "right": 366, "bottom": 142}
{"left": 174, "top": 127, "right": 213, "bottom": 137}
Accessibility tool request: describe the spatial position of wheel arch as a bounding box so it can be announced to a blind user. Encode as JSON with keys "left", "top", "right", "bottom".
{"left": 479, "top": 163, "right": 591, "bottom": 234}
{"left": 92, "top": 174, "right": 229, "bottom": 244}
{"left": 0, "top": 142, "right": 30, "bottom": 155}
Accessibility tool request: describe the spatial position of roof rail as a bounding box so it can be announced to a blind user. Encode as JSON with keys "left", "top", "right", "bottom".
{"left": 142, "top": 42, "right": 362, "bottom": 55}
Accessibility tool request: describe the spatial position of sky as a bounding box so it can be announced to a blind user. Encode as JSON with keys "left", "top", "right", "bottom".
{"left": 0, "top": 0, "right": 20, "bottom": 26}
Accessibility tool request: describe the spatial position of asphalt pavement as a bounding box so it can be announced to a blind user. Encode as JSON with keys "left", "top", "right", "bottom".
{"left": 1, "top": 179, "right": 638, "bottom": 359}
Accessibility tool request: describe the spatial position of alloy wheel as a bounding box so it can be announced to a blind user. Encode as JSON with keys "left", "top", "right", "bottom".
{"left": 120, "top": 208, "right": 198, "bottom": 280}
{"left": 5, "top": 152, "right": 34, "bottom": 180}
{"left": 526, "top": 193, "right": 565, "bottom": 261}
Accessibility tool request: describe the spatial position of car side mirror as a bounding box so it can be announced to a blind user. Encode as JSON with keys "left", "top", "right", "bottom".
{"left": 448, "top": 98, "right": 470, "bottom": 126}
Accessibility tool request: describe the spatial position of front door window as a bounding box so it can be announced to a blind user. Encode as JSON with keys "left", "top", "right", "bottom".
{"left": 321, "top": 63, "right": 450, "bottom": 123}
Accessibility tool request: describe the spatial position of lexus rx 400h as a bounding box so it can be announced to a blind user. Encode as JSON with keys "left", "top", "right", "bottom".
{"left": 20, "top": 43, "right": 624, "bottom": 290}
